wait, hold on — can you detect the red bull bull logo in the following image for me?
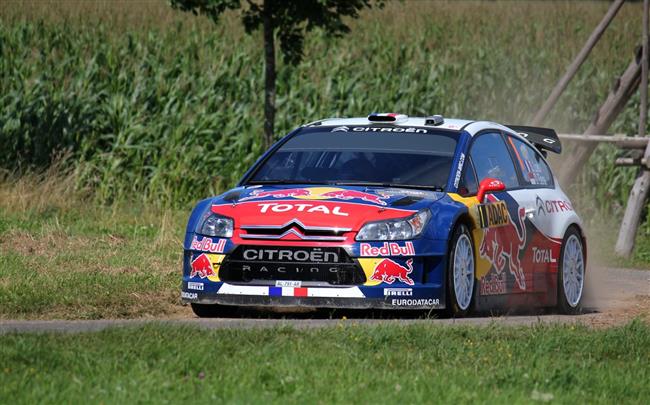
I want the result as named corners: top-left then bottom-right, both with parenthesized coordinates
top-left (190, 253), bottom-right (216, 279)
top-left (319, 189), bottom-right (387, 206)
top-left (241, 188), bottom-right (312, 201)
top-left (479, 206), bottom-right (527, 291)
top-left (370, 258), bottom-right (414, 285)
top-left (240, 187), bottom-right (388, 206)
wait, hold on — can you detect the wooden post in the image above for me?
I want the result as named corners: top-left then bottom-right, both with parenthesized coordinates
top-left (615, 0), bottom-right (650, 258)
top-left (558, 134), bottom-right (649, 149)
top-left (531, 0), bottom-right (625, 126)
top-left (641, 0), bottom-right (649, 137)
top-left (558, 46), bottom-right (644, 186)
top-left (615, 172), bottom-right (650, 257)
top-left (614, 157), bottom-right (650, 167)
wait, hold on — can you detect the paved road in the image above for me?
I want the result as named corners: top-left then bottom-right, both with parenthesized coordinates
top-left (1, 267), bottom-right (648, 334)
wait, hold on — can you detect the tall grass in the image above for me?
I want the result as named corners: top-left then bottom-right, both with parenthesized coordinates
top-left (0, 0), bottom-right (644, 211)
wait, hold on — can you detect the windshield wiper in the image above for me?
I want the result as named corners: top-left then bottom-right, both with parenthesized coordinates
top-left (247, 180), bottom-right (444, 192)
top-left (246, 180), bottom-right (333, 186)
top-left (333, 182), bottom-right (444, 192)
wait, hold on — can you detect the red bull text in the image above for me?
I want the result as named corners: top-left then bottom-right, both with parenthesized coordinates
top-left (191, 236), bottom-right (225, 253)
top-left (360, 242), bottom-right (415, 256)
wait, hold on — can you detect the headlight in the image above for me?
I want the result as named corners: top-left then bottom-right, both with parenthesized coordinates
top-left (356, 209), bottom-right (431, 241)
top-left (198, 213), bottom-right (233, 237)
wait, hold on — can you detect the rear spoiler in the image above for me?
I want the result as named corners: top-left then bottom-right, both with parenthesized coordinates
top-left (506, 125), bottom-right (562, 154)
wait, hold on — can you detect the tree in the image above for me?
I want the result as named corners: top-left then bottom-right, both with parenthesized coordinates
top-left (170, 0), bottom-right (381, 148)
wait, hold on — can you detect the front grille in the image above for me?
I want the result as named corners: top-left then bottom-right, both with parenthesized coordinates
top-left (240, 220), bottom-right (350, 241)
top-left (220, 245), bottom-right (366, 285)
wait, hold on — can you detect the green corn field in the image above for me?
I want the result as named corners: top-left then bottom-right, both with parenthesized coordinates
top-left (0, 0), bottom-right (645, 224)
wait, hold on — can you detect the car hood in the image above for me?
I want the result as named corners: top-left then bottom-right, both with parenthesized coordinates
top-left (209, 185), bottom-right (445, 231)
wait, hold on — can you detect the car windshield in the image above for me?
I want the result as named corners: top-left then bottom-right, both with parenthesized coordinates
top-left (247, 127), bottom-right (458, 190)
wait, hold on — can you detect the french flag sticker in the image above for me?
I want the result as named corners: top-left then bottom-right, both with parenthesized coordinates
top-left (269, 287), bottom-right (308, 297)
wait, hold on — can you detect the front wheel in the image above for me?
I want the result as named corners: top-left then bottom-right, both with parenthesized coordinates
top-left (446, 224), bottom-right (476, 317)
top-left (557, 227), bottom-right (586, 315)
top-left (191, 303), bottom-right (238, 318)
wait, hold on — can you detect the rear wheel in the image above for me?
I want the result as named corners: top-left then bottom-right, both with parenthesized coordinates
top-left (446, 224), bottom-right (476, 317)
top-left (557, 227), bottom-right (585, 315)
top-left (191, 303), bottom-right (238, 318)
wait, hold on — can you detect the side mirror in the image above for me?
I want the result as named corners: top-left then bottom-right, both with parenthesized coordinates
top-left (477, 178), bottom-right (506, 203)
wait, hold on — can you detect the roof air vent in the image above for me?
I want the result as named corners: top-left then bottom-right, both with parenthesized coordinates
top-left (425, 115), bottom-right (444, 126)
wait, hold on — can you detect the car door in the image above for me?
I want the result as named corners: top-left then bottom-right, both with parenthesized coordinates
top-left (467, 131), bottom-right (529, 297)
top-left (503, 133), bottom-right (562, 300)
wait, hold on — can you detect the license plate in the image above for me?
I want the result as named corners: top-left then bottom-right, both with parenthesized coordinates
top-left (275, 280), bottom-right (302, 288)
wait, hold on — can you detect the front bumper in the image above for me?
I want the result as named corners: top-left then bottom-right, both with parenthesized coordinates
top-left (181, 281), bottom-right (445, 309)
top-left (181, 235), bottom-right (448, 310)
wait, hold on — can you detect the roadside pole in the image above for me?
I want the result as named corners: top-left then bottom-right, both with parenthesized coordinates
top-left (615, 0), bottom-right (650, 257)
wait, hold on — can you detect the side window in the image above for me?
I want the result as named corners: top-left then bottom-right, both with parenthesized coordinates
top-left (469, 132), bottom-right (520, 188)
top-left (507, 136), bottom-right (554, 187)
top-left (458, 157), bottom-right (478, 197)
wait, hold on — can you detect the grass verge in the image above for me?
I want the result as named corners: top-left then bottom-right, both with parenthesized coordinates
top-left (0, 170), bottom-right (185, 319)
top-left (1, 321), bottom-right (649, 403)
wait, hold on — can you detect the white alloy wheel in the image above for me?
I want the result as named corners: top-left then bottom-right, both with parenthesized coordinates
top-left (562, 234), bottom-right (585, 307)
top-left (453, 233), bottom-right (475, 311)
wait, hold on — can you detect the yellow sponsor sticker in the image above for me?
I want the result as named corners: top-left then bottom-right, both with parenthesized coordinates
top-left (206, 254), bottom-right (225, 282)
top-left (477, 200), bottom-right (509, 228)
top-left (357, 258), bottom-right (385, 286)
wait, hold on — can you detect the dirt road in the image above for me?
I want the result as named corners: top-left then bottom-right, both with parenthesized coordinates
top-left (1, 267), bottom-right (647, 334)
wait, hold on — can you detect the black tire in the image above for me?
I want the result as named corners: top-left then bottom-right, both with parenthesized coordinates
top-left (191, 303), bottom-right (238, 318)
top-left (445, 224), bottom-right (476, 317)
top-left (557, 226), bottom-right (586, 315)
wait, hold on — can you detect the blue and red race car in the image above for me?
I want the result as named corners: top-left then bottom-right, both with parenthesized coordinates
top-left (182, 113), bottom-right (586, 317)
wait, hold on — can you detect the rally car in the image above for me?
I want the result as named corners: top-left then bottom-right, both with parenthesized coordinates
top-left (182, 113), bottom-right (586, 317)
